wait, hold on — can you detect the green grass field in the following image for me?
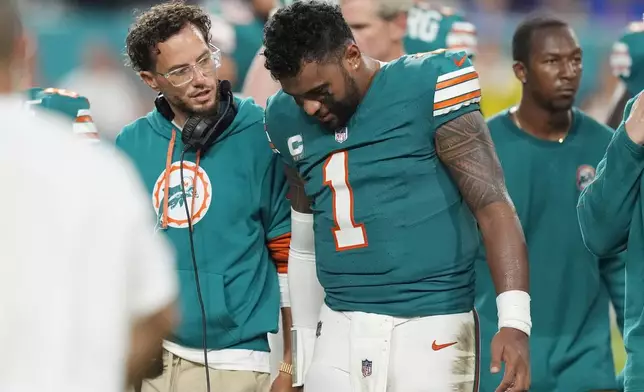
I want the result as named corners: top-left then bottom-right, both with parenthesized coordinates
top-left (612, 324), bottom-right (626, 373)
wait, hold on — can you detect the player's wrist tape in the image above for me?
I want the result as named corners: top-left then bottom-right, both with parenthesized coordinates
top-left (278, 273), bottom-right (290, 308)
top-left (291, 327), bottom-right (317, 387)
top-left (496, 290), bottom-right (532, 336)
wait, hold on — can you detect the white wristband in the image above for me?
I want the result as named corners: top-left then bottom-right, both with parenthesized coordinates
top-left (496, 290), bottom-right (532, 336)
top-left (278, 273), bottom-right (290, 308)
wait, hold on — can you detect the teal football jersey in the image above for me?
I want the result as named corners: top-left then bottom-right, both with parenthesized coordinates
top-left (265, 50), bottom-right (482, 317)
top-left (25, 87), bottom-right (99, 140)
top-left (611, 21), bottom-right (644, 96)
top-left (405, 3), bottom-right (476, 56)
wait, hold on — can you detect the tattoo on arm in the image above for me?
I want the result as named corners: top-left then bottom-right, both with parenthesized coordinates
top-left (435, 111), bottom-right (510, 212)
top-left (284, 164), bottom-right (312, 213)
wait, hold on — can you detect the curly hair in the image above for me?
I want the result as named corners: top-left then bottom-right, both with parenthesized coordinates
top-left (512, 15), bottom-right (568, 65)
top-left (263, 1), bottom-right (354, 80)
top-left (125, 1), bottom-right (211, 72)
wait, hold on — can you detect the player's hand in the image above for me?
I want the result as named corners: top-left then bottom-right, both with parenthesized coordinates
top-left (270, 372), bottom-right (302, 392)
top-left (490, 327), bottom-right (530, 392)
top-left (625, 94), bottom-right (644, 144)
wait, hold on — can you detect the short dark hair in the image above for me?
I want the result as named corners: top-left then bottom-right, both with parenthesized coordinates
top-left (263, 1), bottom-right (354, 80)
top-left (0, 0), bottom-right (22, 63)
top-left (512, 15), bottom-right (568, 64)
top-left (125, 1), bottom-right (211, 72)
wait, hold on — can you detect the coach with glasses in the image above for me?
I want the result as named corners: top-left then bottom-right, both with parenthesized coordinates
top-left (116, 2), bottom-right (298, 392)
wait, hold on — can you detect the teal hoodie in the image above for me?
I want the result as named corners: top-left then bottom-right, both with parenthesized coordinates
top-left (116, 97), bottom-right (290, 352)
top-left (578, 92), bottom-right (644, 391)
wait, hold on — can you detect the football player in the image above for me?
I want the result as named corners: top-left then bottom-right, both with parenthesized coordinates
top-left (264, 3), bottom-right (530, 391)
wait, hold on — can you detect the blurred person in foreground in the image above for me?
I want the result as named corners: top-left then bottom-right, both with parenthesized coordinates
top-left (604, 18), bottom-right (644, 128)
top-left (474, 16), bottom-right (625, 392)
top-left (0, 1), bottom-right (179, 391)
top-left (263, 2), bottom-right (530, 391)
top-left (242, 0), bottom-right (476, 107)
top-left (577, 80), bottom-right (644, 391)
top-left (120, 2), bottom-right (296, 391)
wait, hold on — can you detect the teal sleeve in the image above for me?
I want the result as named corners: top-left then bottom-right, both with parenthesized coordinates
top-left (260, 152), bottom-right (291, 240)
top-left (114, 126), bottom-right (137, 157)
top-left (264, 94), bottom-right (297, 168)
top-left (578, 96), bottom-right (644, 256)
top-left (422, 50), bottom-right (482, 129)
top-left (600, 253), bottom-right (626, 333)
top-left (114, 130), bottom-right (128, 152)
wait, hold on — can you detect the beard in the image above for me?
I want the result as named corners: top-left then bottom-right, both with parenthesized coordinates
top-left (165, 83), bottom-right (220, 119)
top-left (322, 68), bottom-right (362, 131)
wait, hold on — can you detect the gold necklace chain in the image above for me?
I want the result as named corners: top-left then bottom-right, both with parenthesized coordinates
top-left (511, 107), bottom-right (567, 144)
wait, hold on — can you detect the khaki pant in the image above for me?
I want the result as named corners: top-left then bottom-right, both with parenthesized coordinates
top-left (139, 351), bottom-right (270, 392)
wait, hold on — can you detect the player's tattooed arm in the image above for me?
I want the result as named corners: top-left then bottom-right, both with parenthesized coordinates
top-left (435, 111), bottom-right (529, 293)
top-left (284, 164), bottom-right (312, 213)
top-left (435, 111), bottom-right (507, 210)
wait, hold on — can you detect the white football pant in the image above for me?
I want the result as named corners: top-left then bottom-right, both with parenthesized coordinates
top-left (304, 304), bottom-right (480, 392)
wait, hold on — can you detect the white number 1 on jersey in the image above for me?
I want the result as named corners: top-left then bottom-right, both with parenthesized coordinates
top-left (323, 151), bottom-right (368, 251)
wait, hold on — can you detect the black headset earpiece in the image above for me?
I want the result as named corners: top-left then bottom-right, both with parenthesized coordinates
top-left (155, 93), bottom-right (175, 121)
top-left (181, 80), bottom-right (237, 153)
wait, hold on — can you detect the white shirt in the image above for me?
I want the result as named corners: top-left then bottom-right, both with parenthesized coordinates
top-left (0, 96), bottom-right (178, 392)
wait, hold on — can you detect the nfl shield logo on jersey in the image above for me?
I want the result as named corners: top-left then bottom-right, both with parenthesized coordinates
top-left (361, 359), bottom-right (372, 378)
top-left (335, 127), bottom-right (348, 143)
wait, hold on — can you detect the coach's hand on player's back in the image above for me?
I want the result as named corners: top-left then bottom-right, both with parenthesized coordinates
top-left (490, 327), bottom-right (530, 392)
top-left (625, 94), bottom-right (644, 145)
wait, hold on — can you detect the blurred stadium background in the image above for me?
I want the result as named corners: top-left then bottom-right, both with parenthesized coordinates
top-left (21, 0), bottom-right (639, 372)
